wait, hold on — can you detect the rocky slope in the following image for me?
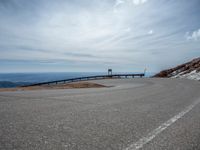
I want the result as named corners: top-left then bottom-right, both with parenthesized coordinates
top-left (154, 57), bottom-right (200, 81)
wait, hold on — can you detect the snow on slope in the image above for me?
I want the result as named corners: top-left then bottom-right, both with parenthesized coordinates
top-left (172, 70), bottom-right (200, 80)
top-left (154, 57), bottom-right (200, 81)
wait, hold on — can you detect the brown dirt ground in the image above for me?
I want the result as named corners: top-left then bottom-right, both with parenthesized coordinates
top-left (0, 82), bottom-right (106, 92)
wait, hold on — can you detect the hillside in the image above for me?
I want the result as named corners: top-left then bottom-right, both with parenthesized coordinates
top-left (154, 57), bottom-right (200, 81)
top-left (0, 81), bottom-right (31, 88)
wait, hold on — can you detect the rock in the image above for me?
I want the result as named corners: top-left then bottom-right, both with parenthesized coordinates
top-left (154, 57), bottom-right (200, 81)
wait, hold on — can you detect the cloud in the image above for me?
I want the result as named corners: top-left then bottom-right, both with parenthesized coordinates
top-left (114, 0), bottom-right (125, 7)
top-left (124, 28), bottom-right (131, 32)
top-left (0, 0), bottom-right (200, 72)
top-left (185, 29), bottom-right (200, 41)
top-left (114, 0), bottom-right (147, 9)
top-left (148, 30), bottom-right (154, 35)
top-left (133, 0), bottom-right (148, 5)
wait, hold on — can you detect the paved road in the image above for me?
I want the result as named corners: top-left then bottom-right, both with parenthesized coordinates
top-left (0, 78), bottom-right (200, 150)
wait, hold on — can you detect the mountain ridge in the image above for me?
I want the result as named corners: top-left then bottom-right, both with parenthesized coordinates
top-left (154, 57), bottom-right (200, 81)
top-left (0, 81), bottom-right (31, 88)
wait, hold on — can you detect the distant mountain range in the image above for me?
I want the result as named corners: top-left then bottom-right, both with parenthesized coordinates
top-left (154, 57), bottom-right (200, 81)
top-left (0, 81), bottom-right (31, 88)
top-left (0, 72), bottom-right (100, 88)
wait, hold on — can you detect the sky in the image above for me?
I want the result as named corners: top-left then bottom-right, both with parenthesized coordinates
top-left (0, 0), bottom-right (200, 73)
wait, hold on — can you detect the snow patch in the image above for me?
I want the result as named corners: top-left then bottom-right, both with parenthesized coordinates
top-left (172, 70), bottom-right (200, 81)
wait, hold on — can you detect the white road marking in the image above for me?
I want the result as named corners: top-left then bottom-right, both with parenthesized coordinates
top-left (125, 99), bottom-right (200, 150)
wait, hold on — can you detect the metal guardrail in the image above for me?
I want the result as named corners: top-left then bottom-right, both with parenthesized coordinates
top-left (21, 73), bottom-right (145, 87)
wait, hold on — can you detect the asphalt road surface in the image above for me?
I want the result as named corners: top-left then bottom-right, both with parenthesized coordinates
top-left (0, 78), bottom-right (200, 150)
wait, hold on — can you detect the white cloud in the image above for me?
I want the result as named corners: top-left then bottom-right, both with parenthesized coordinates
top-left (124, 28), bottom-right (131, 32)
top-left (185, 29), bottom-right (200, 41)
top-left (148, 30), bottom-right (154, 35)
top-left (0, 0), bottom-right (199, 72)
top-left (113, 0), bottom-right (147, 13)
top-left (114, 0), bottom-right (125, 7)
top-left (114, 0), bottom-right (148, 8)
top-left (133, 0), bottom-right (148, 5)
